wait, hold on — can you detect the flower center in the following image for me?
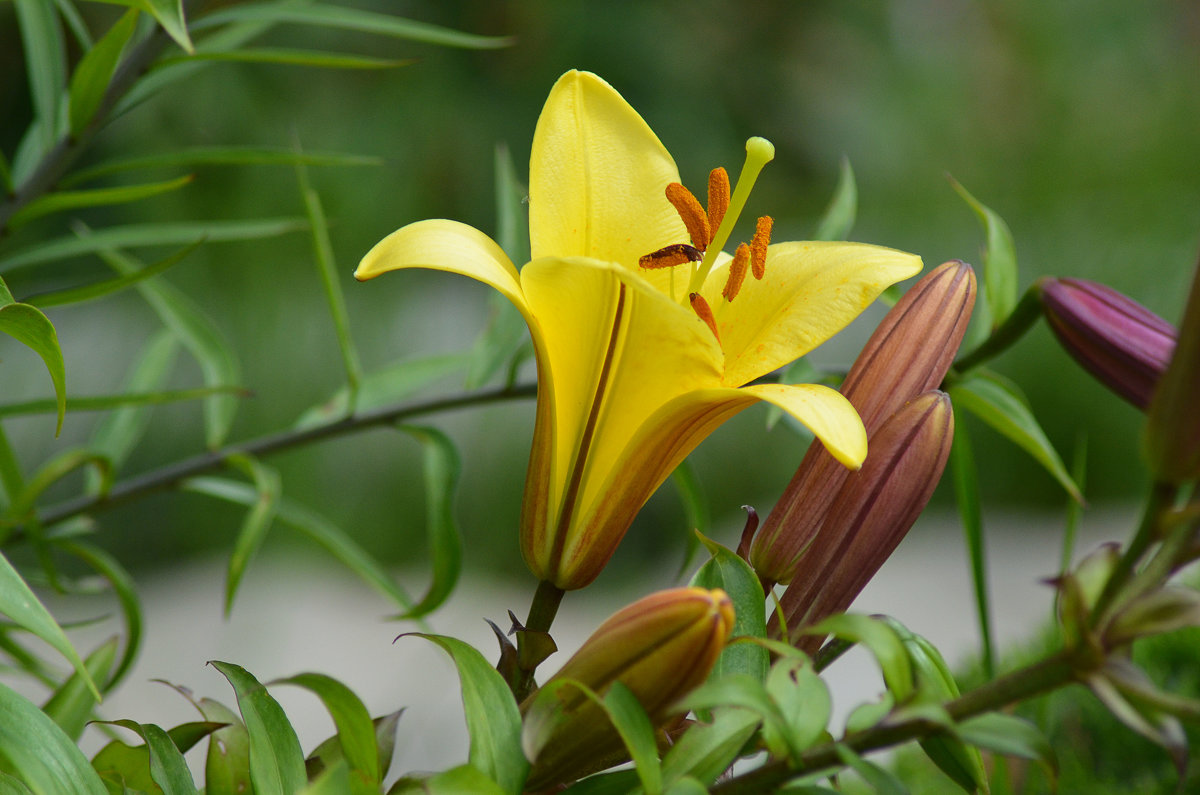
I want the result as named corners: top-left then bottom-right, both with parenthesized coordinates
top-left (638, 137), bottom-right (776, 339)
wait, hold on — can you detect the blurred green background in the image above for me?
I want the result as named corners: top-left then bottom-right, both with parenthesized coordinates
top-left (1, 0), bottom-right (1198, 583)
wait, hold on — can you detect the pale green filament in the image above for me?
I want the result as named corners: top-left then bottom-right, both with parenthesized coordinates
top-left (688, 136), bottom-right (775, 295)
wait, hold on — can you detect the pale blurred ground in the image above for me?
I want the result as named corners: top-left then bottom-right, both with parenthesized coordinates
top-left (18, 507), bottom-right (1132, 781)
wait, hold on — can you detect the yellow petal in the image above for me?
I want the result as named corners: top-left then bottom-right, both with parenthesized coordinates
top-left (355, 219), bottom-right (527, 312)
top-left (702, 241), bottom-right (922, 386)
top-left (528, 71), bottom-right (687, 292)
top-left (518, 257), bottom-right (722, 580)
top-left (555, 381), bottom-right (864, 588)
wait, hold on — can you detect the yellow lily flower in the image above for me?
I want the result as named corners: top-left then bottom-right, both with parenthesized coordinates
top-left (356, 70), bottom-right (921, 590)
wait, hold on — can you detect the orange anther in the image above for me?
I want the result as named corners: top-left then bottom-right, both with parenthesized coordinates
top-left (666, 183), bottom-right (711, 252)
top-left (751, 216), bottom-right (772, 280)
top-left (722, 244), bottom-right (750, 302)
top-left (639, 243), bottom-right (702, 270)
top-left (690, 293), bottom-right (721, 342)
top-left (707, 168), bottom-right (730, 235)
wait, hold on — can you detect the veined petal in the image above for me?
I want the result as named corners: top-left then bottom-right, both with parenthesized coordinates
top-left (529, 70), bottom-right (687, 287)
top-left (355, 219), bottom-right (527, 312)
top-left (702, 241), bottom-right (922, 386)
top-left (555, 381), bottom-right (865, 588)
top-left (518, 257), bottom-right (722, 581)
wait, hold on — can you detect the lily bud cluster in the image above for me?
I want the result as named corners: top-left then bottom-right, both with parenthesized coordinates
top-left (747, 261), bottom-right (976, 646)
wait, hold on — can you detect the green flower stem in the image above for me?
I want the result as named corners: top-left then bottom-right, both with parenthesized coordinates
top-left (1091, 480), bottom-right (1177, 626)
top-left (711, 650), bottom-right (1078, 794)
top-left (2, 382), bottom-right (537, 545)
top-left (950, 280), bottom-right (1046, 376)
top-left (513, 579), bottom-right (566, 701)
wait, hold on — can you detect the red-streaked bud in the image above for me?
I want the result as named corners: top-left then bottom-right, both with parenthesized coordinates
top-left (521, 587), bottom-right (734, 790)
top-left (750, 261), bottom-right (975, 585)
top-left (1040, 277), bottom-right (1176, 410)
top-left (1145, 259), bottom-right (1200, 484)
top-left (773, 391), bottom-right (954, 651)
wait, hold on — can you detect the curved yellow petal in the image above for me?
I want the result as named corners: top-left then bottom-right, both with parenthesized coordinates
top-left (518, 256), bottom-right (722, 581)
top-left (739, 383), bottom-right (867, 468)
top-left (702, 241), bottom-right (922, 386)
top-left (355, 219), bottom-right (526, 312)
top-left (528, 71), bottom-right (688, 288)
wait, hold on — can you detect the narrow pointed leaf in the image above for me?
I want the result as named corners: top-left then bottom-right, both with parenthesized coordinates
top-left (660, 708), bottom-right (760, 788)
top-left (196, 698), bottom-right (251, 795)
top-left (7, 175), bottom-right (195, 231)
top-left (833, 744), bottom-right (909, 795)
top-left (91, 721), bottom-right (221, 792)
top-left (395, 426), bottom-right (462, 619)
top-left (0, 277), bottom-right (66, 435)
top-left (95, 721), bottom-right (198, 795)
top-left (954, 712), bottom-right (1056, 770)
top-left (209, 661), bottom-right (307, 795)
top-left (690, 534), bottom-right (767, 681)
top-left (65, 146), bottom-right (378, 187)
top-left (679, 675), bottom-right (794, 761)
top-left (0, 551), bottom-right (100, 701)
top-left (9, 450), bottom-right (112, 520)
top-left (808, 614), bottom-right (913, 702)
top-left (390, 765), bottom-right (507, 794)
top-left (0, 681), bottom-right (106, 794)
top-left (669, 461), bottom-right (707, 579)
top-left (601, 682), bottom-right (663, 795)
top-left (68, 9), bottom-right (138, 136)
top-left (41, 637), bottom-right (118, 741)
top-left (950, 177), bottom-right (1018, 327)
top-left (273, 672), bottom-right (378, 790)
top-left (161, 48), bottom-right (411, 69)
top-left (14, 0), bottom-right (67, 153)
top-left (222, 454), bottom-right (282, 616)
top-left (89, 0), bottom-right (194, 52)
top-left (24, 239), bottom-right (203, 309)
top-left (948, 419), bottom-right (994, 679)
top-left (949, 370), bottom-right (1081, 502)
top-left (404, 634), bottom-right (526, 792)
top-left (765, 657), bottom-right (831, 755)
top-left (813, 157), bottom-right (857, 242)
top-left (0, 386), bottom-right (244, 420)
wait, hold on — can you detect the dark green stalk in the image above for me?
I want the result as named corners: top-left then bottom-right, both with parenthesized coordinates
top-left (1091, 480), bottom-right (1177, 625)
top-left (950, 281), bottom-right (1045, 376)
top-left (513, 579), bottom-right (566, 702)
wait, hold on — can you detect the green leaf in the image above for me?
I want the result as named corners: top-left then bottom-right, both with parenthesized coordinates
top-left (949, 177), bottom-right (1018, 329)
top-left (209, 661), bottom-right (307, 795)
top-left (24, 238), bottom-right (203, 309)
top-left (0, 770), bottom-right (35, 794)
top-left (0, 151), bottom-right (13, 194)
top-left (300, 759), bottom-right (350, 795)
top-left (0, 218), bottom-right (306, 272)
top-left (13, 0), bottom-right (67, 155)
top-left (87, 0), bottom-right (194, 53)
top-left (195, 698), bottom-right (251, 795)
top-left (7, 175), bottom-right (195, 231)
top-left (949, 370), bottom-right (1081, 502)
top-left (221, 454), bottom-right (281, 616)
top-left (64, 146), bottom-right (379, 187)
top-left (273, 673), bottom-right (378, 791)
top-left (8, 449), bottom-right (113, 520)
top-left (765, 657), bottom-right (831, 755)
top-left (0, 276), bottom-right (67, 435)
top-left (813, 157), bottom-right (857, 241)
top-left (660, 708), bottom-right (760, 788)
top-left (0, 386), bottom-right (245, 420)
top-left (182, 475), bottom-right (414, 612)
top-left (0, 424), bottom-right (23, 513)
top-left (95, 721), bottom-right (198, 795)
top-left (948, 419), bottom-right (994, 679)
top-left (190, 3), bottom-right (515, 49)
top-left (602, 682), bottom-right (662, 795)
top-left (67, 9), bottom-right (138, 136)
top-left (404, 634), bottom-right (526, 793)
top-left (93, 242), bottom-right (241, 448)
top-left (678, 675), bottom-right (795, 761)
top-left (91, 721), bottom-right (221, 793)
top-left (51, 0), bottom-right (93, 50)
top-left (669, 461), bottom-right (708, 580)
top-left (955, 712), bottom-right (1055, 774)
top-left (0, 681), bottom-right (107, 794)
top-left (689, 534), bottom-right (768, 682)
top-left (160, 48), bottom-right (411, 69)
top-left (833, 744), bottom-right (909, 795)
top-left (40, 637), bottom-right (118, 741)
top-left (807, 614), bottom-right (912, 702)
top-left (306, 711), bottom-right (403, 784)
top-left (294, 352), bottom-right (469, 429)
top-left (0, 550), bottom-right (100, 701)
top-left (389, 764), bottom-right (507, 794)
top-left (395, 426), bottom-right (462, 619)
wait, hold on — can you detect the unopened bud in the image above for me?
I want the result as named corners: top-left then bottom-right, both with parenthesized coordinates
top-left (1040, 277), bottom-right (1175, 410)
top-left (1145, 259), bottom-right (1200, 484)
top-left (521, 587), bottom-right (734, 790)
top-left (751, 262), bottom-right (975, 585)
top-left (775, 391), bottom-right (954, 650)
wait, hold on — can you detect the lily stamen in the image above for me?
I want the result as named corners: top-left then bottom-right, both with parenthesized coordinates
top-left (665, 183), bottom-right (711, 251)
top-left (723, 244), bottom-right (750, 302)
top-left (751, 216), bottom-right (773, 280)
top-left (639, 243), bottom-right (703, 270)
top-left (707, 168), bottom-right (730, 234)
top-left (689, 292), bottom-right (720, 342)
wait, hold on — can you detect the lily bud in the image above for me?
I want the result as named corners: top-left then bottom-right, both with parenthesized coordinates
top-left (750, 261), bottom-right (975, 585)
top-left (774, 391), bottom-right (954, 651)
top-left (1145, 259), bottom-right (1200, 484)
top-left (521, 587), bottom-right (734, 790)
top-left (1040, 277), bottom-right (1176, 410)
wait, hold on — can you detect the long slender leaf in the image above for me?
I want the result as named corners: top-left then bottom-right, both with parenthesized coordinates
top-left (0, 218), bottom-right (306, 272)
top-left (160, 48), bottom-right (411, 69)
top-left (0, 386), bottom-right (242, 420)
top-left (210, 661), bottom-right (307, 795)
top-left (0, 551), bottom-right (100, 700)
top-left (24, 238), bottom-right (203, 309)
top-left (807, 614), bottom-right (913, 702)
top-left (813, 157), bottom-right (857, 241)
top-left (90, 720), bottom-right (220, 791)
top-left (690, 534), bottom-right (767, 682)
top-left (950, 177), bottom-right (1019, 329)
top-left (660, 708), bottom-right (760, 788)
top-left (221, 454), bottom-right (282, 616)
top-left (95, 720), bottom-right (199, 795)
top-left (405, 634), bottom-right (527, 792)
top-left (182, 476), bottom-right (414, 613)
top-left (273, 673), bottom-right (378, 791)
top-left (40, 637), bottom-right (118, 741)
top-left (8, 175), bottom-right (195, 231)
top-left (948, 418), bottom-right (994, 679)
top-left (14, 0), bottom-right (67, 154)
top-left (51, 0), bottom-right (93, 50)
top-left (68, 9), bottom-right (139, 136)
top-left (0, 424), bottom-right (24, 518)
top-left (0, 151), bottom-right (13, 194)
top-left (0, 681), bottom-right (107, 794)
top-left (190, 3), bottom-right (515, 49)
top-left (65, 146), bottom-right (379, 187)
top-left (396, 426), bottom-right (461, 619)
top-left (0, 277), bottom-right (67, 435)
top-left (87, 0), bottom-right (194, 53)
top-left (8, 450), bottom-right (112, 520)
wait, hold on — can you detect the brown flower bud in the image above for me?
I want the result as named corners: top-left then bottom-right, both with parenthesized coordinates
top-left (750, 261), bottom-right (975, 585)
top-left (521, 587), bottom-right (734, 790)
top-left (774, 391), bottom-right (955, 651)
top-left (1145, 259), bottom-right (1200, 484)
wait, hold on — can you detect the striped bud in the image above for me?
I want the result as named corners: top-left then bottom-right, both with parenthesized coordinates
top-left (1040, 277), bottom-right (1176, 410)
top-left (750, 261), bottom-right (975, 586)
top-left (774, 391), bottom-right (954, 651)
top-left (521, 587), bottom-right (734, 790)
top-left (1145, 259), bottom-right (1200, 484)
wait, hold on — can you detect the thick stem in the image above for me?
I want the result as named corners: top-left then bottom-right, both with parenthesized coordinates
top-left (514, 579), bottom-right (566, 701)
top-left (950, 281), bottom-right (1045, 376)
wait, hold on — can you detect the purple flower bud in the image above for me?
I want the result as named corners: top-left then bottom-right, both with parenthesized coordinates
top-left (1040, 277), bottom-right (1176, 410)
